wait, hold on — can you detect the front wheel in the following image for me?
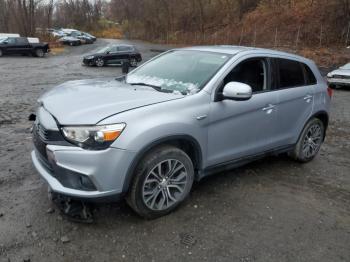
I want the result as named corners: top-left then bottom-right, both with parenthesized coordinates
top-left (127, 145), bottom-right (194, 219)
top-left (290, 118), bottom-right (325, 162)
top-left (95, 58), bottom-right (105, 67)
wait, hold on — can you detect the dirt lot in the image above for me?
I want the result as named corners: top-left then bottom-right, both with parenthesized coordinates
top-left (0, 39), bottom-right (349, 262)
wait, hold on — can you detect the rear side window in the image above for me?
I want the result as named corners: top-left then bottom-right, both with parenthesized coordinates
top-left (118, 46), bottom-right (133, 52)
top-left (301, 63), bottom-right (317, 85)
top-left (276, 58), bottom-right (305, 88)
top-left (16, 37), bottom-right (28, 44)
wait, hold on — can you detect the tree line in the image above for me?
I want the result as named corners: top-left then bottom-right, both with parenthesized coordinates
top-left (0, 0), bottom-right (349, 47)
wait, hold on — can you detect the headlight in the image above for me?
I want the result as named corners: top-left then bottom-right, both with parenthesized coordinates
top-left (327, 73), bottom-right (333, 78)
top-left (85, 55), bottom-right (95, 59)
top-left (61, 123), bottom-right (126, 150)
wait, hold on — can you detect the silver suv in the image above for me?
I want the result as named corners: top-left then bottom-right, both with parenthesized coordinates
top-left (32, 46), bottom-right (332, 218)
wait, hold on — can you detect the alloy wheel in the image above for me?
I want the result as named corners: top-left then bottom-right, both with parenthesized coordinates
top-left (95, 58), bottom-right (104, 67)
top-left (302, 123), bottom-right (323, 158)
top-left (142, 159), bottom-right (188, 211)
top-left (36, 49), bottom-right (44, 57)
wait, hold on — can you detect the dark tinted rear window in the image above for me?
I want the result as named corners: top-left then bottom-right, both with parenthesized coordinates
top-left (302, 63), bottom-right (317, 85)
top-left (277, 58), bottom-right (305, 88)
top-left (118, 46), bottom-right (133, 51)
top-left (16, 37), bottom-right (28, 44)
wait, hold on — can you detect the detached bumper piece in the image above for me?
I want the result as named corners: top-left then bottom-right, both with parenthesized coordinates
top-left (50, 191), bottom-right (94, 224)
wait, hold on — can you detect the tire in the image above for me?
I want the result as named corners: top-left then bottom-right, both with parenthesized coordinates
top-left (95, 58), bottom-right (105, 67)
top-left (0, 49), bottom-right (3, 57)
top-left (290, 118), bottom-right (325, 163)
top-left (127, 145), bottom-right (194, 219)
top-left (35, 49), bottom-right (45, 58)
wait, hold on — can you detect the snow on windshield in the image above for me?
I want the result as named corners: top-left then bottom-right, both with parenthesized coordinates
top-left (127, 74), bottom-right (200, 95)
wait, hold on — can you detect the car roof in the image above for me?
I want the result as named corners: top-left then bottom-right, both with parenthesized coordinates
top-left (179, 45), bottom-right (311, 62)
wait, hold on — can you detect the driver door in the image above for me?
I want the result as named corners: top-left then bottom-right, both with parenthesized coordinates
top-left (207, 57), bottom-right (279, 167)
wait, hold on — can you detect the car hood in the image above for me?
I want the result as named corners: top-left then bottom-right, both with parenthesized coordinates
top-left (40, 78), bottom-right (183, 125)
top-left (84, 52), bottom-right (104, 58)
top-left (330, 69), bottom-right (350, 76)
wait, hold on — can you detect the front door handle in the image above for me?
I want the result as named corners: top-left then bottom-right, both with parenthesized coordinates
top-left (262, 104), bottom-right (276, 114)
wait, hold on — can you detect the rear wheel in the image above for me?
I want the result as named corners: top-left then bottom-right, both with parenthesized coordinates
top-left (95, 58), bottom-right (105, 67)
top-left (290, 118), bottom-right (325, 162)
top-left (127, 145), bottom-right (194, 219)
top-left (35, 49), bottom-right (45, 58)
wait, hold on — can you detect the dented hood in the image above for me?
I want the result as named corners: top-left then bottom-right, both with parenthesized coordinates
top-left (40, 78), bottom-right (183, 125)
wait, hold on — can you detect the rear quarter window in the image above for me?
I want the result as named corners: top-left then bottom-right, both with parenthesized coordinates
top-left (301, 63), bottom-right (317, 85)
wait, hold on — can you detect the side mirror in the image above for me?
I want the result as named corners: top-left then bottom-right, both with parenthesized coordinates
top-left (221, 82), bottom-right (252, 101)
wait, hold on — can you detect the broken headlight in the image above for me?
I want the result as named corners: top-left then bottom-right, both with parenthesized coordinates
top-left (61, 123), bottom-right (126, 150)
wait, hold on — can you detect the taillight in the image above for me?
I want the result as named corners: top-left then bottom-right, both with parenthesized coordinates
top-left (327, 87), bottom-right (333, 98)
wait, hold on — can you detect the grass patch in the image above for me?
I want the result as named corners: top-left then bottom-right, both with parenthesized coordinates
top-left (50, 47), bottom-right (65, 55)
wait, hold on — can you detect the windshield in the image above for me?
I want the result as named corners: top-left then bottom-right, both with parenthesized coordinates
top-left (126, 50), bottom-right (231, 95)
top-left (0, 37), bottom-right (8, 43)
top-left (341, 63), bottom-right (350, 70)
top-left (98, 46), bottom-right (113, 53)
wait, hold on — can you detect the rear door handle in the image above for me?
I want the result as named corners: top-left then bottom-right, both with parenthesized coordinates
top-left (303, 95), bottom-right (313, 102)
top-left (262, 104), bottom-right (276, 114)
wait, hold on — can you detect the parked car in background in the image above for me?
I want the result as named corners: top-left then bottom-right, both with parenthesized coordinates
top-left (0, 37), bottom-right (49, 57)
top-left (69, 31), bottom-right (94, 44)
top-left (50, 29), bottom-right (66, 38)
top-left (32, 46), bottom-right (331, 219)
top-left (83, 44), bottom-right (142, 67)
top-left (58, 36), bottom-right (81, 46)
top-left (82, 32), bottom-right (97, 42)
top-left (327, 63), bottom-right (350, 88)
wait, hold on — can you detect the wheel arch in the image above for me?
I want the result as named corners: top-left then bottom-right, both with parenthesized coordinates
top-left (122, 135), bottom-right (203, 194)
top-left (311, 110), bottom-right (329, 140)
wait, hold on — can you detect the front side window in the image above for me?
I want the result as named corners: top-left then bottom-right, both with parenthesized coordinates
top-left (277, 58), bottom-right (305, 88)
top-left (7, 38), bottom-right (16, 44)
top-left (98, 45), bottom-right (117, 53)
top-left (223, 58), bottom-right (267, 93)
top-left (126, 50), bottom-right (232, 95)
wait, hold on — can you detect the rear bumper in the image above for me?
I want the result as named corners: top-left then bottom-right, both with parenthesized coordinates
top-left (31, 145), bottom-right (136, 200)
top-left (327, 78), bottom-right (350, 86)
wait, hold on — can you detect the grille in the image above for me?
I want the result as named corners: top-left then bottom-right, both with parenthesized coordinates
top-left (33, 121), bottom-right (72, 162)
top-left (37, 123), bottom-right (49, 140)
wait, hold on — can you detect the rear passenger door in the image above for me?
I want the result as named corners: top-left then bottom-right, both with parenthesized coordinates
top-left (272, 58), bottom-right (316, 146)
top-left (116, 46), bottom-right (132, 62)
top-left (14, 37), bottom-right (31, 54)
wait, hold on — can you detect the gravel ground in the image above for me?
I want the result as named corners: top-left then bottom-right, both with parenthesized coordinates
top-left (0, 39), bottom-right (349, 262)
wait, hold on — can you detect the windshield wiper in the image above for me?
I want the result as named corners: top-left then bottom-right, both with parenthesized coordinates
top-left (128, 82), bottom-right (163, 92)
